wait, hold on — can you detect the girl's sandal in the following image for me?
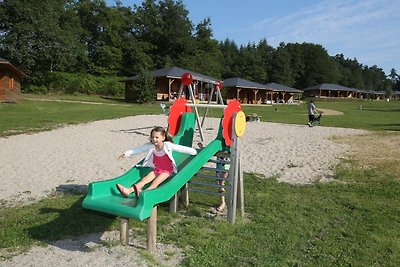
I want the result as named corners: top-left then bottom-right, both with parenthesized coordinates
top-left (133, 184), bottom-right (140, 199)
top-left (116, 184), bottom-right (129, 198)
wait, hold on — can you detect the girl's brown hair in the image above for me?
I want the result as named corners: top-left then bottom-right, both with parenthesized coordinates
top-left (149, 126), bottom-right (173, 143)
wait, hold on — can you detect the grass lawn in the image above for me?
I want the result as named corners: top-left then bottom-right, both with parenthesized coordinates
top-left (1, 94), bottom-right (400, 265)
top-left (240, 99), bottom-right (400, 131)
top-left (0, 94), bottom-right (162, 136)
top-left (2, 95), bottom-right (399, 137)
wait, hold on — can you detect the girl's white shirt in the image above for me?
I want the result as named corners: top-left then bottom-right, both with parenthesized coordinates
top-left (124, 141), bottom-right (197, 173)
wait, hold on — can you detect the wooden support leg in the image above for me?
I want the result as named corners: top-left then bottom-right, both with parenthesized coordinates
top-left (120, 217), bottom-right (129, 245)
top-left (169, 193), bottom-right (178, 213)
top-left (147, 206), bottom-right (157, 253)
top-left (182, 183), bottom-right (189, 207)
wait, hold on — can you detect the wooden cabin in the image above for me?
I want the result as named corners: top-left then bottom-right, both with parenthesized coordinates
top-left (223, 77), bottom-right (271, 104)
top-left (264, 82), bottom-right (302, 104)
top-left (223, 78), bottom-right (302, 104)
top-left (392, 91), bottom-right (400, 100)
top-left (123, 66), bottom-right (219, 102)
top-left (303, 83), bottom-right (389, 100)
top-left (0, 58), bottom-right (27, 103)
top-left (303, 83), bottom-right (354, 98)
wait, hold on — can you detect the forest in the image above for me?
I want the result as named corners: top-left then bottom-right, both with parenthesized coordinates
top-left (1, 0), bottom-right (399, 96)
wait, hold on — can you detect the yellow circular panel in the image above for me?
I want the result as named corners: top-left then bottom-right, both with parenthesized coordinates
top-left (234, 111), bottom-right (246, 137)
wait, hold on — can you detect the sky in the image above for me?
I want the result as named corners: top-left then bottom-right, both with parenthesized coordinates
top-left (106, 0), bottom-right (400, 75)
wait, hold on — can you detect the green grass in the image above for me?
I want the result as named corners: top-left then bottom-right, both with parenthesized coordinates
top-left (0, 95), bottom-right (163, 136)
top-left (1, 168), bottom-right (399, 265)
top-left (0, 194), bottom-right (175, 255)
top-left (240, 99), bottom-right (400, 131)
top-left (22, 93), bottom-right (127, 104)
top-left (0, 195), bottom-right (118, 249)
top-left (1, 95), bottom-right (399, 136)
top-left (170, 169), bottom-right (400, 266)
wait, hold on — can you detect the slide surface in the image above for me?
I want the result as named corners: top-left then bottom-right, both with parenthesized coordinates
top-left (82, 113), bottom-right (225, 221)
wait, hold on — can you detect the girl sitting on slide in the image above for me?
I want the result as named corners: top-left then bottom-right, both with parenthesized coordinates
top-left (116, 126), bottom-right (197, 198)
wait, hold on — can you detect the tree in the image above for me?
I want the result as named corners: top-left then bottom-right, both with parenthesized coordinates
top-left (388, 68), bottom-right (400, 91)
top-left (180, 17), bottom-right (222, 77)
top-left (284, 43), bottom-right (305, 86)
top-left (132, 0), bottom-right (193, 68)
top-left (0, 0), bottom-right (84, 75)
top-left (334, 54), bottom-right (365, 88)
top-left (1, 0), bottom-right (393, 95)
top-left (269, 43), bottom-right (295, 86)
top-left (236, 43), bottom-right (267, 83)
top-left (158, 0), bottom-right (193, 67)
top-left (295, 43), bottom-right (339, 88)
top-left (219, 39), bottom-right (240, 79)
top-left (75, 0), bottom-right (127, 75)
top-left (363, 65), bottom-right (389, 90)
top-left (256, 38), bottom-right (274, 83)
top-left (127, 68), bottom-right (156, 103)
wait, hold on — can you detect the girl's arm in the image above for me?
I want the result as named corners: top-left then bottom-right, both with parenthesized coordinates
top-left (123, 143), bottom-right (153, 157)
top-left (170, 143), bottom-right (197, 155)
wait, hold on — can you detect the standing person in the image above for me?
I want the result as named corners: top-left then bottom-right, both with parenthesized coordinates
top-left (216, 156), bottom-right (229, 211)
top-left (197, 143), bottom-right (229, 212)
top-left (116, 126), bottom-right (197, 198)
top-left (307, 100), bottom-right (319, 127)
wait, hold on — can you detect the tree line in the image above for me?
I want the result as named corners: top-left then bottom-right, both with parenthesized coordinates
top-left (1, 0), bottom-right (399, 96)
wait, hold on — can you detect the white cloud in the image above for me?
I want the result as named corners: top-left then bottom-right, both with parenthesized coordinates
top-left (247, 0), bottom-right (400, 72)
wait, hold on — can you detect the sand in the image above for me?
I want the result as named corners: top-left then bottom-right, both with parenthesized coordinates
top-left (0, 115), bottom-right (365, 266)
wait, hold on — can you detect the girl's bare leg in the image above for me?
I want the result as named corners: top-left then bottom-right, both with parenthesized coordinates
top-left (146, 172), bottom-right (171, 190)
top-left (134, 171), bottom-right (157, 195)
top-left (117, 171), bottom-right (156, 197)
top-left (217, 173), bottom-right (227, 211)
top-left (218, 196), bottom-right (226, 211)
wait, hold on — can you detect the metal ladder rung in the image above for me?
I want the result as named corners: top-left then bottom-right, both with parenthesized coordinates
top-left (201, 166), bottom-right (229, 172)
top-left (208, 158), bottom-right (231, 164)
top-left (188, 180), bottom-right (228, 189)
top-left (194, 173), bottom-right (231, 181)
top-left (186, 187), bottom-right (225, 196)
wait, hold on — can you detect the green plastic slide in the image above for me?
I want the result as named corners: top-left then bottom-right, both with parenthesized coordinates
top-left (82, 112), bottom-right (226, 221)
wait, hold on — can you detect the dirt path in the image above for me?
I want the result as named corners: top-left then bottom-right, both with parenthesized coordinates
top-left (318, 108), bottom-right (344, 115)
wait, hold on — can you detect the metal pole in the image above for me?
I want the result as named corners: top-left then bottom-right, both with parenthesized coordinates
top-left (188, 84), bottom-right (205, 142)
top-left (177, 83), bottom-right (184, 98)
top-left (217, 87), bottom-right (225, 104)
top-left (201, 85), bottom-right (215, 127)
top-left (168, 78), bottom-right (171, 101)
top-left (186, 103), bottom-right (227, 108)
